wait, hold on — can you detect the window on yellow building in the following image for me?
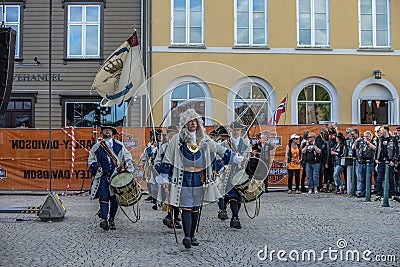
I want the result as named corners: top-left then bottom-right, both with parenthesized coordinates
top-left (359, 0), bottom-right (390, 48)
top-left (170, 83), bottom-right (206, 126)
top-left (297, 0), bottom-right (329, 47)
top-left (235, 0), bottom-right (268, 46)
top-left (171, 0), bottom-right (203, 45)
top-left (234, 84), bottom-right (270, 125)
top-left (297, 84), bottom-right (331, 124)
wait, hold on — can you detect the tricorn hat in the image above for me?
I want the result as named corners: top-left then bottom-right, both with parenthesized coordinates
top-left (230, 121), bottom-right (246, 129)
top-left (150, 129), bottom-right (164, 135)
top-left (209, 129), bottom-right (217, 135)
top-left (100, 125), bottom-right (119, 135)
top-left (216, 126), bottom-right (230, 136)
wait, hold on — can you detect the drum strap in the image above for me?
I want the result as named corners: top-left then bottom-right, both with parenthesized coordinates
top-left (227, 138), bottom-right (238, 154)
top-left (100, 141), bottom-right (122, 172)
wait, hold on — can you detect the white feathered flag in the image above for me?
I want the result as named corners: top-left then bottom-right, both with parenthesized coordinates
top-left (91, 31), bottom-right (147, 107)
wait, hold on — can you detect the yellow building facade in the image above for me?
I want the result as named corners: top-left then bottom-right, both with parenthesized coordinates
top-left (149, 0), bottom-right (400, 126)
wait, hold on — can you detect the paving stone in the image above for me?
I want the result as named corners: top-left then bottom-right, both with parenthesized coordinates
top-left (0, 192), bottom-right (399, 266)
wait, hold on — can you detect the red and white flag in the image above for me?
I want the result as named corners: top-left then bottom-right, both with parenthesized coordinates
top-left (92, 31), bottom-right (147, 107)
top-left (274, 96), bottom-right (287, 124)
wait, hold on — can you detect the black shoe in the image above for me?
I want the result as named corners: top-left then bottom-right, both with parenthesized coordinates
top-left (218, 210), bottom-right (228, 220)
top-left (166, 220), bottom-right (182, 229)
top-left (152, 205), bottom-right (158, 210)
top-left (144, 196), bottom-right (153, 201)
top-left (182, 237), bottom-right (191, 249)
top-left (356, 193), bottom-right (365, 198)
top-left (230, 217), bottom-right (242, 229)
top-left (162, 217), bottom-right (171, 227)
top-left (300, 187), bottom-right (307, 193)
top-left (174, 220), bottom-right (182, 229)
top-left (100, 219), bottom-right (109, 230)
top-left (191, 237), bottom-right (199, 246)
top-left (374, 195), bottom-right (382, 201)
top-left (109, 218), bottom-right (116, 230)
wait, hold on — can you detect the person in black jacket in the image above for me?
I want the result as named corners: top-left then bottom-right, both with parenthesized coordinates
top-left (331, 133), bottom-right (347, 194)
top-left (352, 130), bottom-right (376, 197)
top-left (301, 132), bottom-right (324, 194)
top-left (374, 125), bottom-right (399, 201)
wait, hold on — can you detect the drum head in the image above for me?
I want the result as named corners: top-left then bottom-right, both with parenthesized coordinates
top-left (249, 157), bottom-right (269, 181)
top-left (110, 172), bottom-right (134, 188)
top-left (231, 169), bottom-right (249, 187)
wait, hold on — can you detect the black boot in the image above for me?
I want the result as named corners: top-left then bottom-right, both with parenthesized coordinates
top-left (191, 237), bottom-right (199, 246)
top-left (109, 218), bottom-right (116, 230)
top-left (182, 237), bottom-right (191, 249)
top-left (218, 210), bottom-right (228, 220)
top-left (230, 217), bottom-right (242, 229)
top-left (162, 217), bottom-right (172, 227)
top-left (100, 219), bottom-right (109, 230)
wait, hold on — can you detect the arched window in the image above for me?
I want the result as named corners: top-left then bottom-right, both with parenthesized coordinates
top-left (297, 83), bottom-right (331, 124)
top-left (170, 82), bottom-right (206, 126)
top-left (234, 83), bottom-right (270, 125)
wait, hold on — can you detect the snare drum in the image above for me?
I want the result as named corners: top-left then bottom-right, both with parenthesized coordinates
top-left (245, 157), bottom-right (269, 181)
top-left (231, 169), bottom-right (251, 188)
top-left (110, 171), bottom-right (142, 206)
top-left (231, 169), bottom-right (264, 202)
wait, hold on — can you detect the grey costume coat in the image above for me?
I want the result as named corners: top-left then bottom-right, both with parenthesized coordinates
top-left (160, 134), bottom-right (230, 207)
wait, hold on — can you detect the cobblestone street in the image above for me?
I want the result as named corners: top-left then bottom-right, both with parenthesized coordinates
top-left (1, 191), bottom-right (399, 266)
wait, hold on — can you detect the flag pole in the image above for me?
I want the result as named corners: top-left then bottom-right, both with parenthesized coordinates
top-left (284, 94), bottom-right (288, 125)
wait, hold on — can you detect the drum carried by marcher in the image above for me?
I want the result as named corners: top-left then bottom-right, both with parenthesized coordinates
top-left (230, 156), bottom-right (268, 202)
top-left (110, 171), bottom-right (142, 206)
top-left (231, 169), bottom-right (264, 202)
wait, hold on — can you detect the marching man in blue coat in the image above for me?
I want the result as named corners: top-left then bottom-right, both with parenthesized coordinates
top-left (88, 125), bottom-right (134, 230)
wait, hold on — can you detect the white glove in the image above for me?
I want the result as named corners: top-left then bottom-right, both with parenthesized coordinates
top-left (155, 173), bottom-right (169, 184)
top-left (232, 154), bottom-right (244, 164)
top-left (125, 160), bottom-right (135, 173)
top-left (218, 166), bottom-right (225, 175)
top-left (95, 171), bottom-right (102, 179)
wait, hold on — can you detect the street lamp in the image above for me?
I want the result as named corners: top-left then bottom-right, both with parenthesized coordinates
top-left (373, 69), bottom-right (382, 79)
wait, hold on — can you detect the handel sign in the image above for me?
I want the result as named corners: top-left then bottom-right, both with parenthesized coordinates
top-left (14, 73), bottom-right (63, 82)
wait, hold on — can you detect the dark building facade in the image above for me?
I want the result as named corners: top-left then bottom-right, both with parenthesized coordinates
top-left (0, 0), bottom-right (146, 129)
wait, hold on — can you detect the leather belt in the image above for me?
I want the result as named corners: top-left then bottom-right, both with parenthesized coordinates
top-left (183, 167), bottom-right (204, 173)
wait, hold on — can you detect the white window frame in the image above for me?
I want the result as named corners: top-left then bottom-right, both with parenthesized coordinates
top-left (64, 101), bottom-right (128, 127)
top-left (291, 77), bottom-right (339, 124)
top-left (67, 4), bottom-right (101, 58)
top-left (163, 76), bottom-right (213, 126)
top-left (297, 0), bottom-right (330, 48)
top-left (234, 0), bottom-right (268, 47)
top-left (0, 5), bottom-right (21, 58)
top-left (228, 77), bottom-right (275, 124)
top-left (171, 0), bottom-right (204, 46)
top-left (352, 78), bottom-right (398, 124)
top-left (358, 0), bottom-right (391, 49)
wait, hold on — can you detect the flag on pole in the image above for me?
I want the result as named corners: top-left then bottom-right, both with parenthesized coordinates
top-left (274, 96), bottom-right (287, 124)
top-left (91, 31), bottom-right (147, 107)
top-left (267, 116), bottom-right (274, 125)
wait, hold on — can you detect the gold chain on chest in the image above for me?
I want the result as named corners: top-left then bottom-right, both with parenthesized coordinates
top-left (187, 142), bottom-right (199, 153)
